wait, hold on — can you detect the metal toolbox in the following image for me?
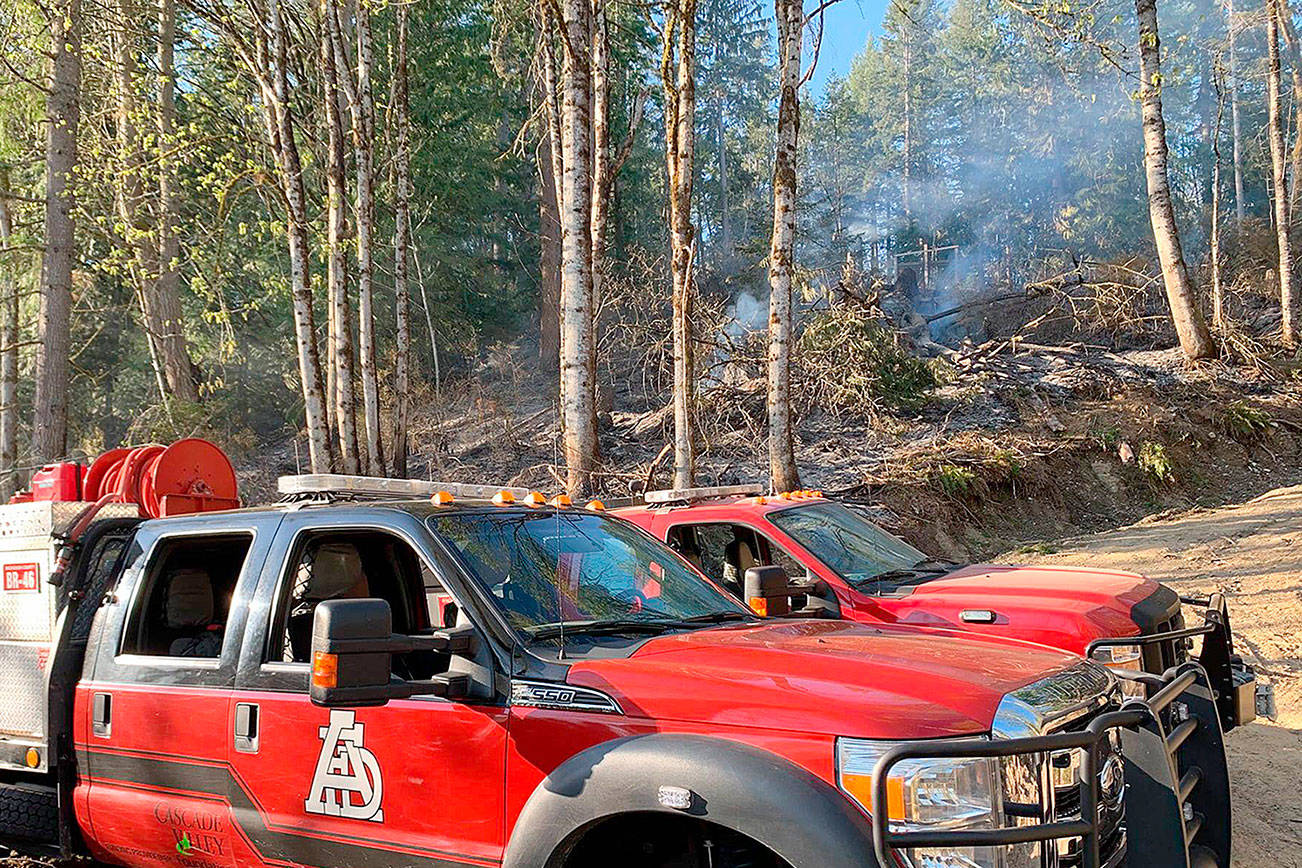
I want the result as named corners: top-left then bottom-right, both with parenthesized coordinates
top-left (0, 501), bottom-right (139, 769)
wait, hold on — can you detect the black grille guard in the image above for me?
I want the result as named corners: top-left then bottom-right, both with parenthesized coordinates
top-left (1088, 591), bottom-right (1255, 732)
top-left (870, 661), bottom-right (1232, 868)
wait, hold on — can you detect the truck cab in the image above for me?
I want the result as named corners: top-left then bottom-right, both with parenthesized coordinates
top-left (0, 477), bottom-right (1234, 868)
top-left (613, 487), bottom-right (1258, 733)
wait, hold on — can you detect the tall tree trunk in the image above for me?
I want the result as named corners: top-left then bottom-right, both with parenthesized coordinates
top-left (33, 0), bottom-right (81, 462)
top-left (114, 0), bottom-right (169, 405)
top-left (270, 0), bottom-right (332, 470)
top-left (1273, 0), bottom-right (1302, 217)
top-left (539, 134), bottom-right (563, 368)
top-left (767, 0), bottom-right (802, 491)
top-left (0, 172), bottom-right (18, 499)
top-left (155, 0), bottom-right (197, 401)
top-left (1135, 0), bottom-right (1216, 360)
top-left (323, 0), bottom-right (360, 472)
top-left (391, 0), bottom-right (411, 477)
top-left (590, 3), bottom-right (611, 289)
top-left (902, 22), bottom-right (912, 223)
top-left (352, 0), bottom-right (384, 474)
top-left (663, 0), bottom-right (698, 490)
top-left (537, 26), bottom-right (564, 370)
top-left (1269, 0), bottom-right (1297, 346)
top-left (1229, 0), bottom-right (1244, 225)
top-left (556, 0), bottom-right (598, 495)
top-left (717, 101), bottom-right (731, 260)
top-left (1211, 62), bottom-right (1226, 330)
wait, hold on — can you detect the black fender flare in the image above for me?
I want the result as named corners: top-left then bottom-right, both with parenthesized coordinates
top-left (501, 733), bottom-right (881, 868)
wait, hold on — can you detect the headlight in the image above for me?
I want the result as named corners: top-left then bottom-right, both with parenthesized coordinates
top-left (836, 737), bottom-right (1001, 868)
top-left (1090, 643), bottom-right (1146, 698)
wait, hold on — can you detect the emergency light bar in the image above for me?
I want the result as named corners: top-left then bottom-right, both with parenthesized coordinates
top-left (277, 474), bottom-right (533, 501)
top-left (643, 483), bottom-right (766, 504)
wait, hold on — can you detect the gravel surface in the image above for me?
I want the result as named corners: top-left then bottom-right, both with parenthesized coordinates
top-left (1010, 485), bottom-right (1302, 867)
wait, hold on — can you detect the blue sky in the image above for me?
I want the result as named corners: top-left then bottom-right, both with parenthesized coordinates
top-left (806, 0), bottom-right (890, 94)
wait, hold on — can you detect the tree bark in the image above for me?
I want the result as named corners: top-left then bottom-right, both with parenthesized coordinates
top-left (767, 0), bottom-right (802, 491)
top-left (662, 0), bottom-right (698, 490)
top-left (1211, 62), bottom-right (1226, 330)
top-left (1272, 0), bottom-right (1302, 218)
top-left (1135, 0), bottom-right (1216, 360)
top-left (590, 3), bottom-right (611, 291)
top-left (154, 0), bottom-right (198, 401)
top-left (538, 22), bottom-right (565, 370)
top-left (269, 0), bottom-right (332, 470)
top-left (351, 0), bottom-right (384, 474)
top-left (0, 172), bottom-right (18, 499)
top-left (33, 0), bottom-right (81, 462)
top-left (391, 0), bottom-right (411, 477)
top-left (322, 0), bottom-right (360, 472)
top-left (555, 0), bottom-right (598, 495)
top-left (1268, 0), bottom-right (1297, 346)
top-left (114, 0), bottom-right (170, 406)
top-left (1229, 0), bottom-right (1244, 225)
top-left (538, 132), bottom-right (562, 368)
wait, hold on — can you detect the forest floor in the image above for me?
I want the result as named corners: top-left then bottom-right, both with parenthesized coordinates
top-left (1009, 485), bottom-right (1302, 867)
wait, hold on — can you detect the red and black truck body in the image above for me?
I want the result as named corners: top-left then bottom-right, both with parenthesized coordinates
top-left (614, 490), bottom-right (1257, 734)
top-left (0, 479), bottom-right (1234, 868)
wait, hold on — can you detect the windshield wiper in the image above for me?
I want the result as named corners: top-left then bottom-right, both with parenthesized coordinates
top-left (527, 618), bottom-right (695, 641)
top-left (680, 611), bottom-right (753, 624)
top-left (911, 558), bottom-right (963, 571)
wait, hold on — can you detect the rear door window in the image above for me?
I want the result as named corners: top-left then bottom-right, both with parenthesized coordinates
top-left (119, 533), bottom-right (253, 658)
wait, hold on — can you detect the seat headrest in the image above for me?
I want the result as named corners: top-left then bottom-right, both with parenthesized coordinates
top-left (303, 542), bottom-right (368, 601)
top-left (725, 539), bottom-right (756, 571)
top-left (165, 568), bottom-right (214, 629)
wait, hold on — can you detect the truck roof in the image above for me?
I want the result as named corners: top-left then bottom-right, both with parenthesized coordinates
top-left (614, 491), bottom-right (826, 518)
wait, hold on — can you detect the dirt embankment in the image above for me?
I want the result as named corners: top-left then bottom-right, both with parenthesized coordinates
top-left (1009, 486), bottom-right (1302, 867)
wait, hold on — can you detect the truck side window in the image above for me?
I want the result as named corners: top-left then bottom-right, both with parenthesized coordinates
top-left (268, 530), bottom-right (443, 679)
top-left (669, 523), bottom-right (806, 596)
top-left (119, 533), bottom-right (253, 658)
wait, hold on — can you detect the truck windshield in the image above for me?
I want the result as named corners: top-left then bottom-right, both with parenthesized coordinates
top-left (430, 510), bottom-right (750, 638)
top-left (768, 502), bottom-right (945, 593)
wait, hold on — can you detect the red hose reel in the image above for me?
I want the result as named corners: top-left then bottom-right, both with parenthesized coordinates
top-left (19, 438), bottom-right (240, 518)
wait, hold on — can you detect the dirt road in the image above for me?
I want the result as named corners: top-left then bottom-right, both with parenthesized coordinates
top-left (1010, 485), bottom-right (1302, 867)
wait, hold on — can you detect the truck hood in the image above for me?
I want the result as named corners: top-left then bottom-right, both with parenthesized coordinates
top-left (877, 563), bottom-right (1158, 650)
top-left (564, 619), bottom-right (1085, 739)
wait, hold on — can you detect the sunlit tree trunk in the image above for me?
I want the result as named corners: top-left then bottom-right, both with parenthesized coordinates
top-left (556, 0), bottom-right (598, 494)
top-left (269, 0), bottom-right (332, 470)
top-left (1273, 0), bottom-right (1302, 217)
top-left (322, 0), bottom-right (360, 472)
top-left (155, 0), bottom-right (198, 401)
top-left (662, 0), bottom-right (698, 490)
top-left (767, 0), bottom-right (802, 491)
top-left (0, 171), bottom-right (18, 499)
top-left (1229, 0), bottom-right (1244, 225)
top-left (113, 0), bottom-right (167, 404)
top-left (33, 0), bottom-right (81, 462)
top-left (1211, 63), bottom-right (1226, 330)
top-left (590, 3), bottom-right (611, 289)
top-left (1135, 0), bottom-right (1215, 360)
top-left (391, 0), bottom-right (411, 477)
top-left (352, 0), bottom-right (384, 474)
top-left (539, 134), bottom-right (563, 368)
top-left (538, 26), bottom-right (564, 370)
top-left (1268, 0), bottom-right (1297, 346)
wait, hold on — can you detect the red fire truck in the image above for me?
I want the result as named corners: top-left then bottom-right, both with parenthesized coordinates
top-left (0, 473), bottom-right (1232, 867)
top-left (613, 485), bottom-right (1259, 734)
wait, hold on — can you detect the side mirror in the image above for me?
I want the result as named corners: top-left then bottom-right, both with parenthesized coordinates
top-left (744, 566), bottom-right (791, 617)
top-left (310, 598), bottom-right (475, 707)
